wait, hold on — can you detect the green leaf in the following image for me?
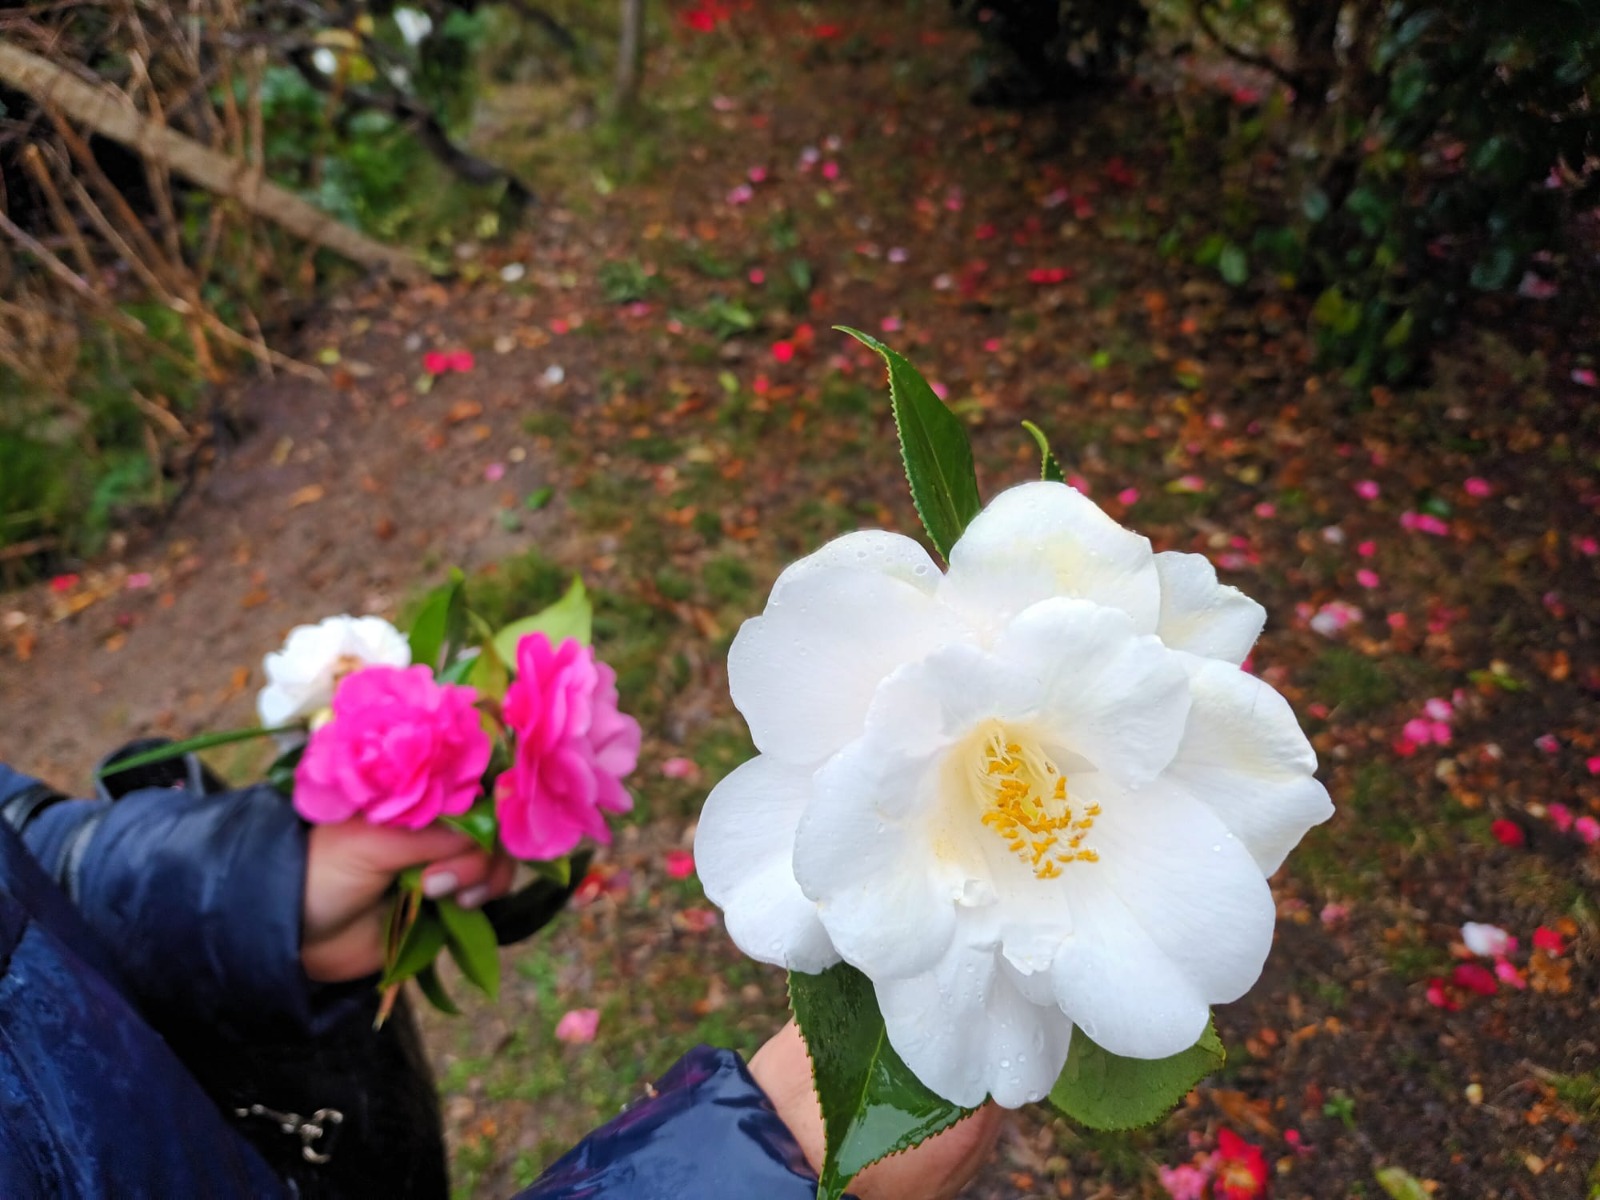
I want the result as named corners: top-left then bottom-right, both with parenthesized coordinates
top-left (414, 961), bottom-right (461, 1015)
top-left (1302, 188), bottom-right (1331, 223)
top-left (525, 486), bottom-right (553, 511)
top-left (1020, 420), bottom-right (1066, 484)
top-left (789, 963), bottom-right (973, 1200)
top-left (467, 639), bottom-right (510, 701)
top-left (483, 850), bottom-right (590, 946)
top-left (441, 798), bottom-right (499, 851)
top-left (95, 725), bottom-right (296, 779)
top-left (1218, 244), bottom-right (1249, 286)
top-left (1048, 1019), bottom-right (1223, 1131)
top-left (1375, 1167), bottom-right (1431, 1200)
top-left (380, 908), bottom-right (446, 989)
top-left (409, 569), bottom-right (466, 670)
top-left (836, 327), bottom-right (981, 562)
top-left (492, 575), bottom-right (592, 665)
top-left (438, 899), bottom-right (500, 999)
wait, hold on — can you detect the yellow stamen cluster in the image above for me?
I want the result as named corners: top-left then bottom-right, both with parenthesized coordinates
top-left (977, 733), bottom-right (1099, 878)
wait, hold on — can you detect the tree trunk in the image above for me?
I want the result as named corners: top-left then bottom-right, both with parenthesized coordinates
top-left (0, 41), bottom-right (427, 281)
top-left (613, 0), bottom-right (647, 116)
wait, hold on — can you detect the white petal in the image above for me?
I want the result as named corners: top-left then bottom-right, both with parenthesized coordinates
top-left (343, 616), bottom-right (411, 667)
top-left (1166, 658), bottom-right (1334, 875)
top-left (256, 686), bottom-right (299, 728)
top-left (728, 557), bottom-right (965, 766)
top-left (694, 756), bottom-right (838, 972)
top-left (862, 646), bottom-right (1046, 758)
top-left (876, 933), bottom-right (1074, 1108)
top-left (941, 482), bottom-right (1160, 637)
top-left (1089, 782), bottom-right (1276, 1004)
top-left (1153, 552), bottom-right (1265, 665)
top-left (994, 599), bottom-right (1191, 787)
top-left (796, 740), bottom-right (956, 979)
top-left (1048, 878), bottom-right (1211, 1060)
top-left (768, 530), bottom-right (943, 602)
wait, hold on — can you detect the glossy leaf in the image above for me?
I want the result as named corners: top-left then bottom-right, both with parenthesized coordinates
top-left (380, 907), bottom-right (446, 989)
top-left (441, 798), bottom-right (499, 851)
top-left (836, 327), bottom-right (980, 562)
top-left (95, 724), bottom-right (294, 779)
top-left (1020, 420), bottom-right (1067, 484)
top-left (789, 963), bottom-right (972, 1200)
top-left (409, 569), bottom-right (466, 670)
top-left (467, 639), bottom-right (510, 702)
top-left (438, 899), bottom-right (500, 999)
top-left (492, 575), bottom-right (592, 665)
top-left (415, 962), bottom-right (460, 1015)
top-left (483, 850), bottom-right (591, 946)
top-left (1048, 1019), bottom-right (1223, 1131)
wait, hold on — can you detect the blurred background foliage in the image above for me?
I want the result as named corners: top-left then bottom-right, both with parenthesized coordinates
top-left (1, 0), bottom-right (1594, 574)
top-left (956, 0), bottom-right (1599, 381)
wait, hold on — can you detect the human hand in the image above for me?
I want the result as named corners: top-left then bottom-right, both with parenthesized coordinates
top-left (747, 1021), bottom-right (1005, 1200)
top-left (301, 820), bottom-right (515, 982)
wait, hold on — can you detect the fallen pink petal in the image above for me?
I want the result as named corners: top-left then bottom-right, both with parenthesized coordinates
top-left (664, 850), bottom-right (696, 880)
top-left (554, 1008), bottom-right (600, 1044)
top-left (660, 756), bottom-right (699, 780)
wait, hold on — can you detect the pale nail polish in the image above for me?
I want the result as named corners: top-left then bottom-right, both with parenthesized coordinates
top-left (422, 872), bottom-right (458, 899)
top-left (457, 885), bottom-right (490, 909)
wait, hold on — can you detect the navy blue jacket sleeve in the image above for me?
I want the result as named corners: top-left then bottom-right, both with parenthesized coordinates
top-left (517, 1046), bottom-right (850, 1200)
top-left (0, 816), bottom-right (290, 1197)
top-left (0, 763), bottom-right (358, 1040)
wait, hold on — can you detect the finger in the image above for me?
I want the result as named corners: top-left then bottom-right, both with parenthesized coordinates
top-left (342, 822), bottom-right (477, 874)
top-left (420, 847), bottom-right (497, 899)
top-left (486, 854), bottom-right (517, 898)
top-left (457, 854), bottom-right (517, 908)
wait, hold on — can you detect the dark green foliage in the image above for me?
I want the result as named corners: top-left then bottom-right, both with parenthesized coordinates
top-left (951, 0), bottom-right (1150, 104)
top-left (1296, 0), bottom-right (1600, 381)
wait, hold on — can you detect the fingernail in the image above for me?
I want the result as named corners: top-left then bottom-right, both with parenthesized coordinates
top-left (458, 885), bottom-right (490, 909)
top-left (422, 871), bottom-right (458, 899)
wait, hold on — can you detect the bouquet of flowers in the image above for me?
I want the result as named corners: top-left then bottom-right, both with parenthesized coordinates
top-left (105, 572), bottom-right (639, 1020)
top-left (694, 331), bottom-right (1334, 1199)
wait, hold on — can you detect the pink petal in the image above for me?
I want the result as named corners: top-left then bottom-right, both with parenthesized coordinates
top-left (554, 1008), bottom-right (600, 1044)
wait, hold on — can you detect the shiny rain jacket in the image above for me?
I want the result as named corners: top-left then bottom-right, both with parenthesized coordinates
top-left (0, 763), bottom-right (825, 1198)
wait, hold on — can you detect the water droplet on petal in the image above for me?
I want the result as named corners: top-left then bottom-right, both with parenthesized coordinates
top-left (1211, 843), bottom-right (1222, 853)
top-left (999, 1058), bottom-right (1011, 1069)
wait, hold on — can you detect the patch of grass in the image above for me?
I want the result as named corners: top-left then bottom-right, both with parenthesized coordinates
top-left (1347, 762), bottom-right (1414, 844)
top-left (460, 549), bottom-right (569, 631)
top-left (701, 554), bottom-right (755, 606)
top-left (1305, 647), bottom-right (1400, 717)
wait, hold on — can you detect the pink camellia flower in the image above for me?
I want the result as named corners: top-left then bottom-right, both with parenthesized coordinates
top-left (1576, 816), bottom-right (1600, 846)
top-left (664, 849), bottom-right (696, 880)
top-left (294, 666), bottom-right (490, 829)
top-left (495, 634), bottom-right (641, 860)
top-left (554, 1007), bottom-right (600, 1044)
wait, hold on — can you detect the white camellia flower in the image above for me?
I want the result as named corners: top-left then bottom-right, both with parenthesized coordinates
top-left (696, 481), bottom-right (1333, 1109)
top-left (257, 615), bottom-right (411, 729)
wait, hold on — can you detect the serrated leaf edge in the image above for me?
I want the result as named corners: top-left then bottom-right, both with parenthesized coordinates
top-left (836, 326), bottom-right (979, 561)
